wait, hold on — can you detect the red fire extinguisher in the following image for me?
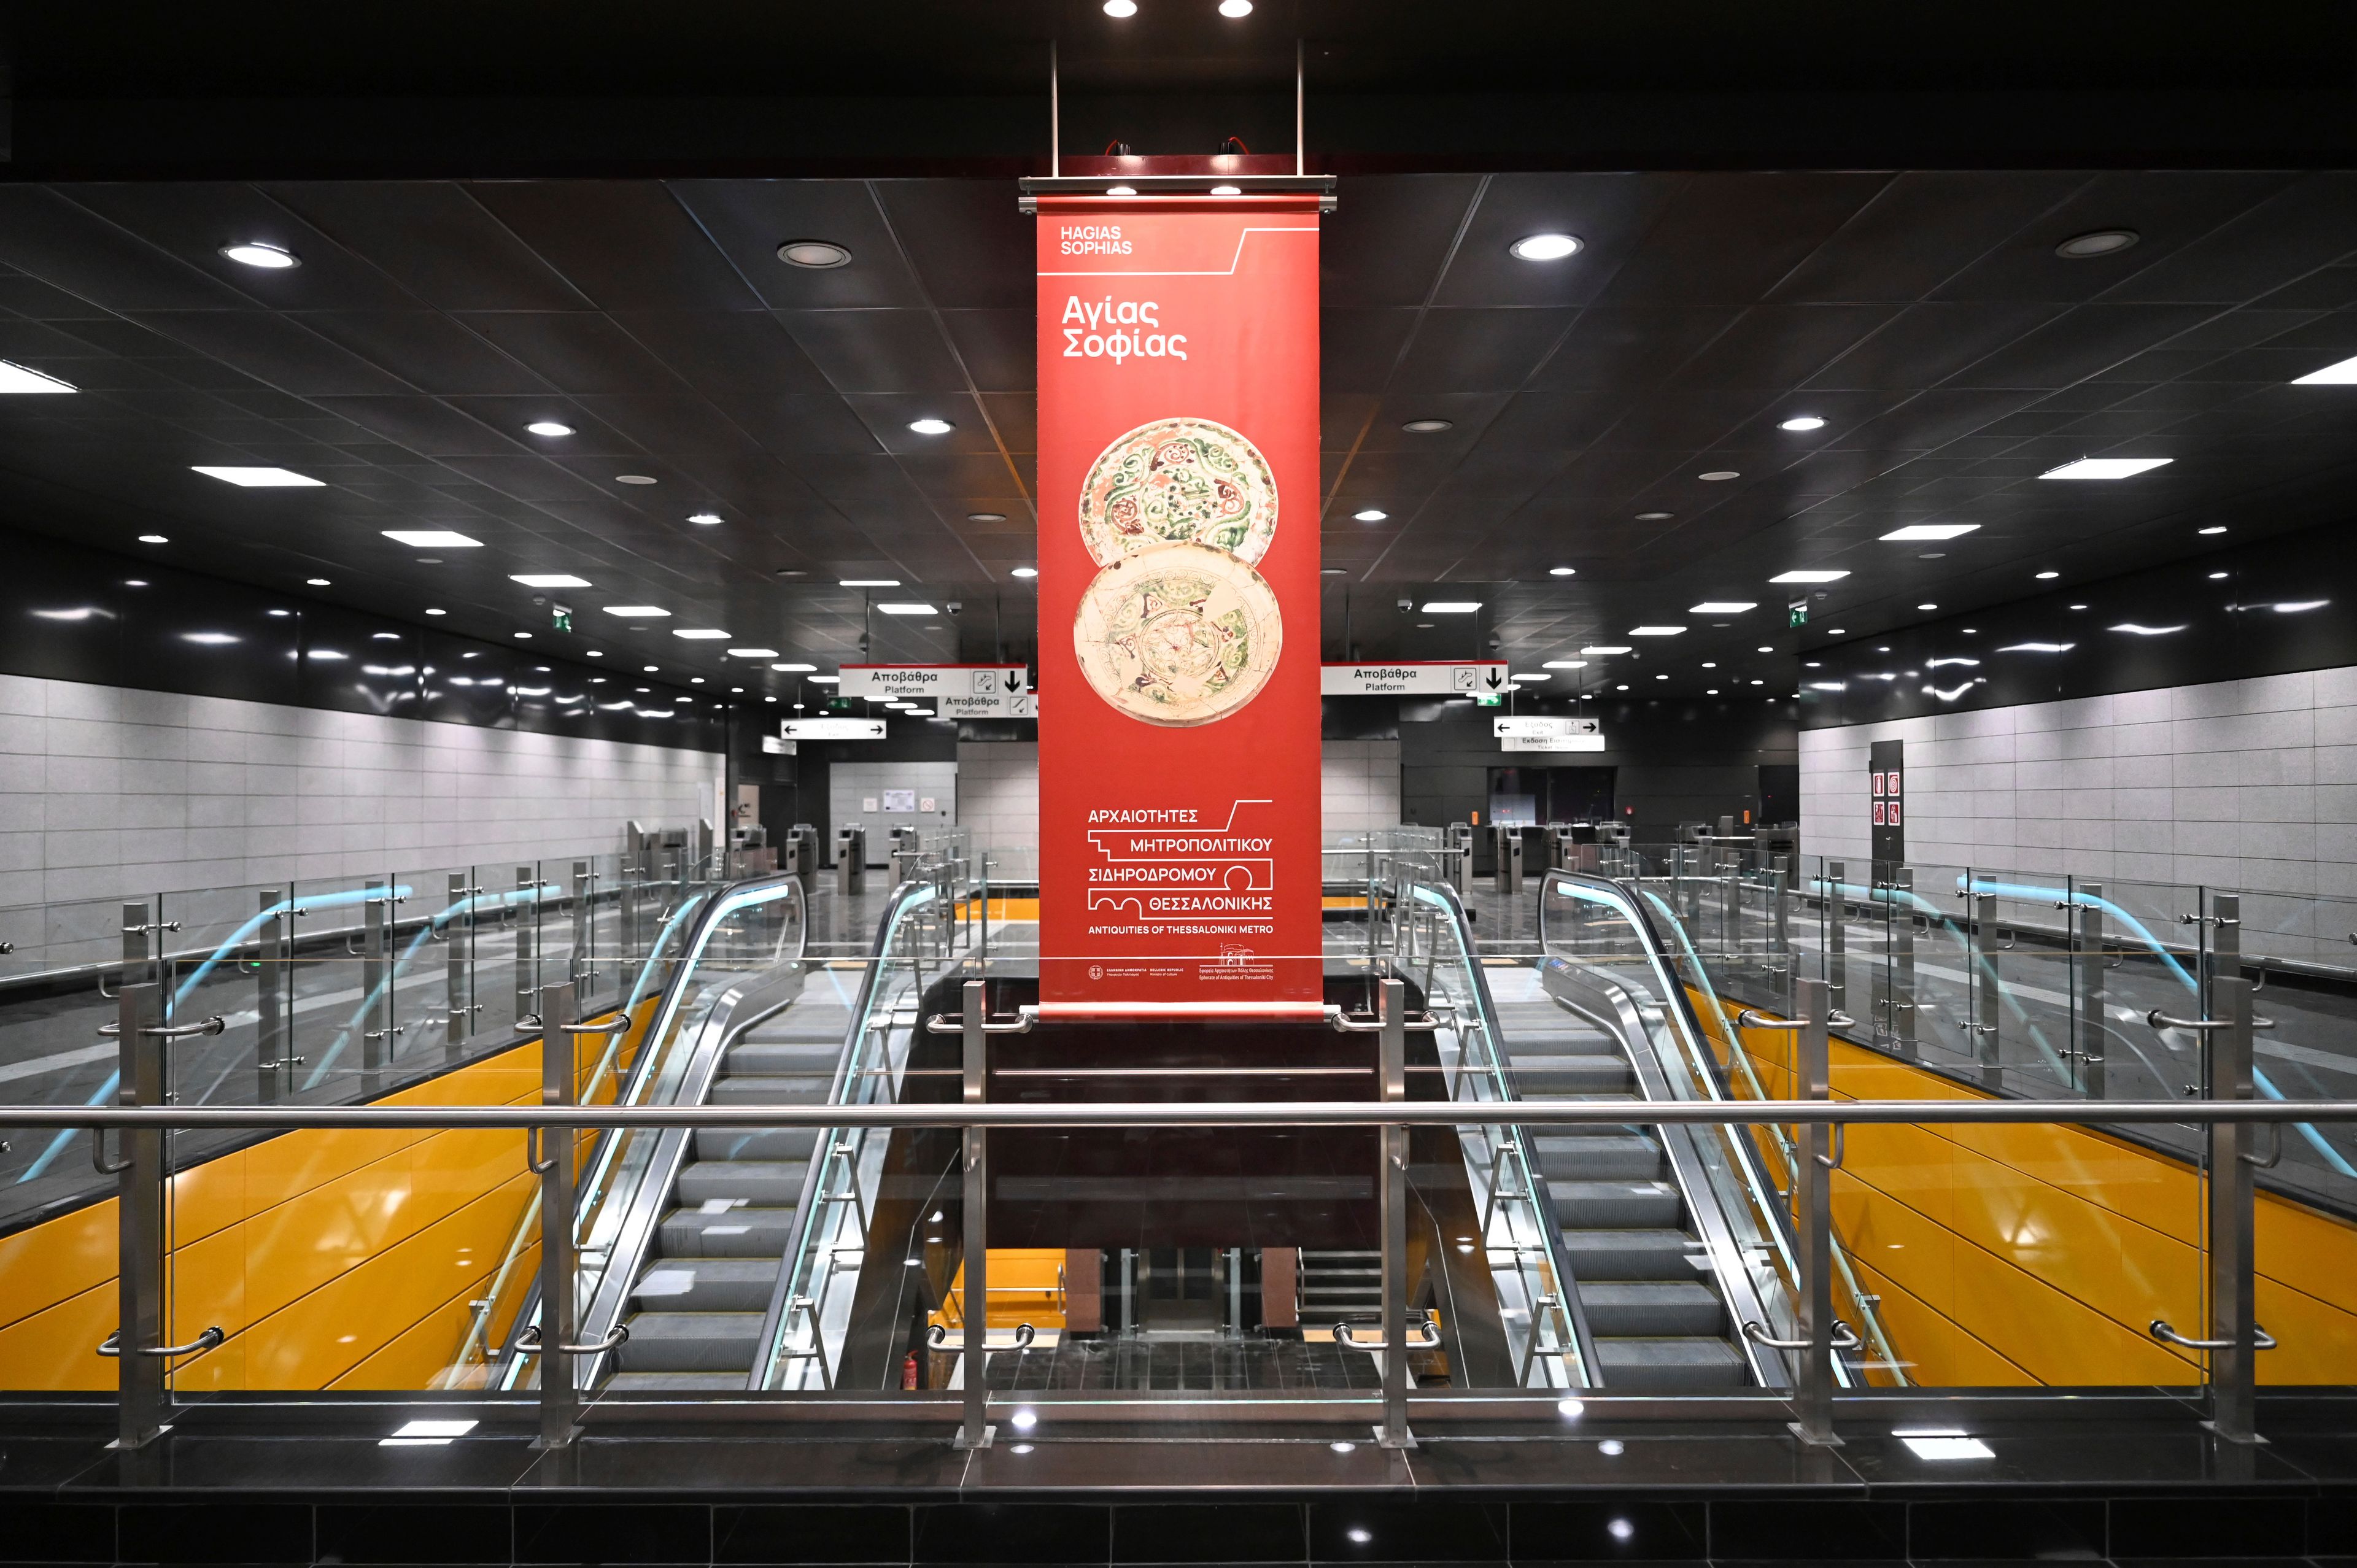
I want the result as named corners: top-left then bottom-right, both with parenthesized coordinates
top-left (900, 1350), bottom-right (921, 1391)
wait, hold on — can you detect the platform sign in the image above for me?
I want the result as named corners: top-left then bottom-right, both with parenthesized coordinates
top-left (1323, 662), bottom-right (1510, 697)
top-left (780, 717), bottom-right (886, 740)
top-left (1035, 189), bottom-right (1325, 1008)
top-left (935, 688), bottom-right (1035, 720)
top-left (839, 664), bottom-right (1026, 701)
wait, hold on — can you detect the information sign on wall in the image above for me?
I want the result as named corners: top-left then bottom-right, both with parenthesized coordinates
top-left (1869, 738), bottom-right (1905, 862)
top-left (1322, 662), bottom-right (1511, 697)
top-left (1034, 190), bottom-right (1325, 1008)
top-left (839, 665), bottom-right (1027, 700)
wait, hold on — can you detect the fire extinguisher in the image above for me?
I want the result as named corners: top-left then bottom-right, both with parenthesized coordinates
top-left (900, 1350), bottom-right (921, 1391)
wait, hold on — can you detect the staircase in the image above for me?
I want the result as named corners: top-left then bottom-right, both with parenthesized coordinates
top-left (1295, 1249), bottom-right (1382, 1334)
top-left (1485, 967), bottom-right (1752, 1392)
top-left (604, 975), bottom-right (855, 1389)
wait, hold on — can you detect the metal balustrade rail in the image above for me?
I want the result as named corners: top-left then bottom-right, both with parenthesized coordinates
top-left (32, 971), bottom-right (2332, 1456)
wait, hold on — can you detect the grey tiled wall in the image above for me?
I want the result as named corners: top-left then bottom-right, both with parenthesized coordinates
top-left (0, 672), bottom-right (724, 908)
top-left (1799, 667), bottom-right (2357, 897)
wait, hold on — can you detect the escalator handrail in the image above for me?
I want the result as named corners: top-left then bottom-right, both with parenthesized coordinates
top-left (1395, 873), bottom-right (1601, 1391)
top-left (751, 876), bottom-right (945, 1391)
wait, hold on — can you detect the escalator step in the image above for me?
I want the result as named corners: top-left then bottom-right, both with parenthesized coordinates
top-left (743, 1018), bottom-right (853, 1045)
top-left (1547, 1179), bottom-right (1683, 1228)
top-left (1577, 1281), bottom-right (1725, 1338)
top-left (1508, 1058), bottom-right (1637, 1095)
top-left (728, 1041), bottom-right (845, 1075)
top-left (1557, 1228), bottom-right (1699, 1280)
top-left (677, 1160), bottom-right (811, 1206)
top-left (607, 1371), bottom-right (751, 1390)
top-left (615, 1311), bottom-right (765, 1372)
top-left (658, 1205), bottom-right (800, 1256)
top-left (1595, 1336), bottom-right (1751, 1391)
top-left (631, 1257), bottom-right (781, 1311)
top-left (710, 1075), bottom-right (833, 1105)
top-left (1530, 1133), bottom-right (1667, 1181)
top-left (694, 1127), bottom-right (819, 1162)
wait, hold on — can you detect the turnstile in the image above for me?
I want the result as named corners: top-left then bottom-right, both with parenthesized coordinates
top-left (782, 824), bottom-right (821, 881)
top-left (835, 824), bottom-right (867, 894)
top-left (1491, 824), bottom-right (1524, 894)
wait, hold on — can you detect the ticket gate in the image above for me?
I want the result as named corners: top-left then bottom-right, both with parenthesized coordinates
top-left (835, 824), bottom-right (867, 894)
top-left (783, 824), bottom-right (821, 882)
top-left (1445, 823), bottom-right (1474, 895)
top-left (1492, 824), bottom-right (1524, 895)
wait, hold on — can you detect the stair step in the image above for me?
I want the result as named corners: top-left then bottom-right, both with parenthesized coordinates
top-left (1531, 1133), bottom-right (1666, 1181)
top-left (711, 1076), bottom-right (833, 1105)
top-left (695, 1127), bottom-right (821, 1162)
top-left (1547, 1179), bottom-right (1684, 1229)
top-left (1557, 1228), bottom-right (1702, 1280)
top-left (1577, 1281), bottom-right (1725, 1338)
top-left (615, 1311), bottom-right (765, 1372)
top-left (1508, 1059), bottom-right (1638, 1095)
top-left (657, 1205), bottom-right (800, 1257)
top-left (631, 1257), bottom-right (781, 1313)
top-left (607, 1371), bottom-right (753, 1391)
top-left (727, 1040), bottom-right (844, 1075)
top-left (1595, 1335), bottom-right (1751, 1392)
top-left (677, 1160), bottom-right (811, 1207)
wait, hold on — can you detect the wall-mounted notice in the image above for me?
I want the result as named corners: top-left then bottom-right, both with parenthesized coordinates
top-left (1869, 738), bottom-right (1905, 862)
top-left (1035, 190), bottom-right (1325, 1008)
top-left (882, 789), bottom-right (916, 813)
top-left (839, 665), bottom-right (1027, 700)
top-left (780, 717), bottom-right (887, 740)
top-left (1322, 662), bottom-right (1511, 697)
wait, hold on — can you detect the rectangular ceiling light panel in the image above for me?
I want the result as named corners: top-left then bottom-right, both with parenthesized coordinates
top-left (602, 605), bottom-right (671, 617)
top-left (1688, 601), bottom-right (1757, 614)
top-left (382, 530), bottom-right (481, 547)
top-left (195, 466), bottom-right (325, 487)
top-left (1771, 570), bottom-right (1850, 584)
top-left (877, 603), bottom-right (937, 616)
top-left (672, 628), bottom-right (731, 639)
top-left (0, 361), bottom-right (77, 394)
top-left (510, 573), bottom-right (590, 589)
top-left (1422, 601), bottom-right (1482, 613)
top-left (2292, 353), bottom-right (2357, 385)
top-left (1629, 625), bottom-right (1686, 636)
top-left (2041, 457), bottom-right (2172, 479)
top-left (1879, 523), bottom-right (1980, 541)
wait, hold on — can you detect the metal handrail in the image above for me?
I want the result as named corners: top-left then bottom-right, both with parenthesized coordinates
top-left (2150, 1318), bottom-right (2277, 1351)
top-left (1743, 1318), bottom-right (1862, 1352)
top-left (96, 1325), bottom-right (223, 1359)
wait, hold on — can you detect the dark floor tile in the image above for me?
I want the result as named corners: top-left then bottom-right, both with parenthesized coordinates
top-left (316, 1503), bottom-right (512, 1565)
top-left (0, 1500), bottom-right (114, 1562)
top-left (0, 1437), bottom-right (116, 1492)
top-left (2110, 1559), bottom-right (2318, 1567)
top-left (1838, 1429), bottom-right (2311, 1490)
top-left (967, 1440), bottom-right (1404, 1493)
top-left (1112, 1503), bottom-right (1306, 1563)
top-left (2109, 1497), bottom-right (2308, 1559)
top-left (118, 1500), bottom-right (314, 1564)
top-left (2312, 1497), bottom-right (2357, 1558)
top-left (714, 1505), bottom-right (911, 1565)
top-left (1407, 1435), bottom-right (1857, 1490)
top-left (1706, 1499), bottom-right (1905, 1561)
top-left (514, 1503), bottom-right (711, 1565)
top-left (1308, 1500), bottom-right (1508, 1562)
top-left (515, 1437), bottom-right (967, 1494)
top-left (1906, 1498), bottom-right (2106, 1560)
top-left (1509, 1499), bottom-right (1706, 1562)
top-left (911, 1502), bottom-right (1109, 1566)
top-left (63, 1437), bottom-right (538, 1494)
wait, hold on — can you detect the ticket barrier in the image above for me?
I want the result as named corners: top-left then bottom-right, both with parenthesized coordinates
top-left (783, 824), bottom-right (820, 882)
top-left (1491, 824), bottom-right (1524, 895)
top-left (836, 824), bottom-right (867, 895)
top-left (1445, 824), bottom-right (1474, 895)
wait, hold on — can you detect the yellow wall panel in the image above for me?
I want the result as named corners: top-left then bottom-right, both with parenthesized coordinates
top-left (236, 1151), bottom-right (417, 1326)
top-left (1945, 1145), bottom-right (2202, 1334)
top-left (333, 1284), bottom-right (485, 1390)
top-left (2253, 1274), bottom-right (2357, 1385)
top-left (169, 1149), bottom-right (247, 1248)
top-left (2255, 1190), bottom-right (2357, 1311)
top-left (1833, 1170), bottom-right (1955, 1315)
top-left (1852, 1256), bottom-right (2034, 1388)
top-left (244, 1126), bottom-right (416, 1215)
top-left (1949, 1235), bottom-right (2197, 1386)
top-left (0, 1199), bottom-right (114, 1334)
top-left (168, 1219), bottom-right (247, 1349)
top-left (0, 1281), bottom-right (116, 1390)
top-left (1838, 1120), bottom-right (1956, 1227)
top-left (1948, 1121), bottom-right (2199, 1238)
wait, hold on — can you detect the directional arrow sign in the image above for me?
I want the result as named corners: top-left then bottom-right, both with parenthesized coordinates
top-left (1323, 662), bottom-right (1511, 697)
top-left (839, 664), bottom-right (1028, 700)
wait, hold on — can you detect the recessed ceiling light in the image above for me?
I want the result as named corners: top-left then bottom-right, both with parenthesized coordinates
top-left (2109, 622), bottom-right (2186, 636)
top-left (219, 241), bottom-right (299, 269)
top-left (1689, 601), bottom-right (1754, 614)
top-left (842, 578), bottom-right (901, 588)
top-left (1542, 659), bottom-right (1589, 669)
top-left (1581, 645), bottom-right (1631, 655)
top-left (2055, 230), bottom-right (2138, 259)
top-left (908, 417), bottom-right (954, 436)
top-left (512, 631), bottom-right (533, 640)
top-left (1010, 566), bottom-right (1038, 578)
top-left (2035, 570), bottom-right (2060, 579)
top-left (727, 647), bottom-right (780, 658)
top-left (1771, 570), bottom-right (1849, 584)
top-left (2042, 457), bottom-right (2171, 480)
top-left (967, 511), bottom-right (1007, 523)
top-left (1917, 602), bottom-right (1938, 611)
top-left (878, 602), bottom-right (938, 616)
top-left (643, 664), bottom-right (659, 673)
top-left (2208, 571), bottom-right (2229, 581)
top-left (511, 573), bottom-right (590, 589)
top-left (1779, 415), bottom-right (1826, 432)
top-left (306, 577), bottom-right (330, 587)
top-left (526, 420), bottom-right (574, 437)
top-left (1104, 0), bottom-right (1138, 14)
top-left (1511, 671), bottom-right (1550, 681)
top-left (776, 239), bottom-right (853, 269)
top-left (1827, 627), bottom-right (1847, 635)
top-left (615, 474), bottom-right (659, 485)
top-left (1614, 684), bottom-right (1628, 692)
top-left (2275, 599), bottom-right (2330, 613)
top-left (1631, 625), bottom-right (1685, 636)
top-left (687, 512), bottom-right (723, 527)
top-left (1402, 418), bottom-right (1453, 433)
top-left (603, 604), bottom-right (671, 617)
top-left (1210, 185), bottom-right (1242, 196)
top-left (770, 661), bottom-right (818, 672)
top-left (266, 608), bottom-right (291, 619)
top-left (2069, 604), bottom-right (2087, 611)
top-left (2199, 525), bottom-right (2227, 535)
top-left (1549, 566), bottom-right (1576, 577)
top-left (2292, 352), bottom-right (2357, 385)
top-left (1881, 523), bottom-right (1979, 541)
top-left (384, 530), bottom-right (481, 548)
top-left (1218, 0), bottom-right (1252, 15)
top-left (1353, 508), bottom-right (1388, 522)
top-left (1698, 470), bottom-right (1740, 482)
top-left (1105, 185), bottom-right (1139, 196)
top-left (1422, 601), bottom-right (1481, 613)
top-left (1635, 511), bottom-right (1673, 521)
top-left (586, 650), bottom-right (603, 657)
top-left (810, 675), bottom-right (839, 684)
top-left (424, 608), bottom-right (446, 616)
top-left (1919, 552), bottom-right (1946, 560)
top-left (0, 361), bottom-right (78, 394)
top-left (193, 465), bottom-right (322, 487)
top-left (1508, 233), bottom-right (1582, 261)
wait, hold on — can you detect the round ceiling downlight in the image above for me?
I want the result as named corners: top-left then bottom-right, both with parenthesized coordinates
top-left (1508, 233), bottom-right (1582, 261)
top-left (967, 511), bottom-right (1007, 523)
top-left (1218, 0), bottom-right (1253, 15)
top-left (2056, 229), bottom-right (2139, 259)
top-left (776, 240), bottom-right (852, 269)
top-left (1104, 0), bottom-right (1137, 14)
top-left (220, 241), bottom-right (299, 269)
top-left (1698, 470), bottom-right (1740, 482)
top-left (526, 420), bottom-right (574, 438)
top-left (1401, 418), bottom-right (1453, 433)
top-left (908, 417), bottom-right (955, 436)
top-left (1779, 415), bottom-right (1826, 431)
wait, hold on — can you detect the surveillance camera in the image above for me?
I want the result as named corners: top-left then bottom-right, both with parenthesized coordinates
top-left (1398, 598), bottom-right (1414, 612)
top-left (530, 595), bottom-right (548, 607)
top-left (945, 601), bottom-right (963, 616)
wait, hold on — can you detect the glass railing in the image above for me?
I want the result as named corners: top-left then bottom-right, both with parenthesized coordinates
top-left (0, 838), bottom-right (719, 1234)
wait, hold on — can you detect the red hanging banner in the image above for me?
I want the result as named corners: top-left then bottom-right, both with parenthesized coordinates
top-left (1033, 194), bottom-right (1323, 1010)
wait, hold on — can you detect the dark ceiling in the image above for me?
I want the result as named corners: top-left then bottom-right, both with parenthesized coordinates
top-left (1, 168), bottom-right (2356, 703)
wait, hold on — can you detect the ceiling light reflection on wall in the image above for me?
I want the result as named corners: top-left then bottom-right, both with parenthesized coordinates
top-left (1010, 566), bottom-right (1039, 578)
top-left (1698, 470), bottom-right (1740, 482)
top-left (2199, 525), bottom-right (2227, 535)
top-left (307, 577), bottom-right (330, 587)
top-left (1401, 418), bottom-right (1453, 433)
top-left (2042, 457), bottom-right (2172, 479)
top-left (2036, 570), bottom-right (2060, 579)
top-left (182, 632), bottom-right (241, 645)
top-left (688, 513), bottom-right (723, 526)
top-left (1770, 570), bottom-right (1848, 584)
top-left (727, 647), bottom-right (780, 658)
top-left (2293, 352), bottom-right (2357, 385)
top-left (2109, 623), bottom-right (2187, 636)
top-left (383, 530), bottom-right (481, 548)
top-left (1508, 233), bottom-right (1582, 261)
top-left (776, 240), bottom-right (853, 269)
top-left (1218, 0), bottom-right (1253, 15)
top-left (220, 241), bottom-right (299, 269)
top-left (1542, 660), bottom-right (1589, 669)
top-left (1210, 185), bottom-right (1242, 196)
top-left (603, 605), bottom-right (671, 618)
top-left (1549, 566), bottom-right (1576, 577)
top-left (2275, 600), bottom-right (2330, 613)
top-left (195, 466), bottom-right (323, 487)
top-left (841, 579), bottom-right (901, 588)
top-left (0, 361), bottom-right (79, 394)
top-left (1581, 645), bottom-right (1631, 655)
top-left (1881, 523), bottom-right (1980, 541)
top-left (770, 662), bottom-right (817, 672)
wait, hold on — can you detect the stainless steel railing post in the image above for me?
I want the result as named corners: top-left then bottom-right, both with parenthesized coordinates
top-left (1825, 861), bottom-right (1846, 1016)
top-left (1377, 976), bottom-right (1414, 1450)
top-left (362, 876), bottom-right (391, 1081)
top-left (114, 981), bottom-right (168, 1450)
top-left (2078, 881), bottom-right (2106, 1097)
top-left (2208, 973), bottom-right (2261, 1444)
top-left (1893, 868), bottom-right (1916, 1060)
top-left (535, 981), bottom-right (581, 1448)
top-left (957, 978), bottom-right (993, 1449)
top-left (1790, 975), bottom-right (1841, 1447)
top-left (1974, 886), bottom-right (2002, 1087)
top-left (514, 865), bottom-right (538, 1025)
top-left (257, 889), bottom-right (285, 1099)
